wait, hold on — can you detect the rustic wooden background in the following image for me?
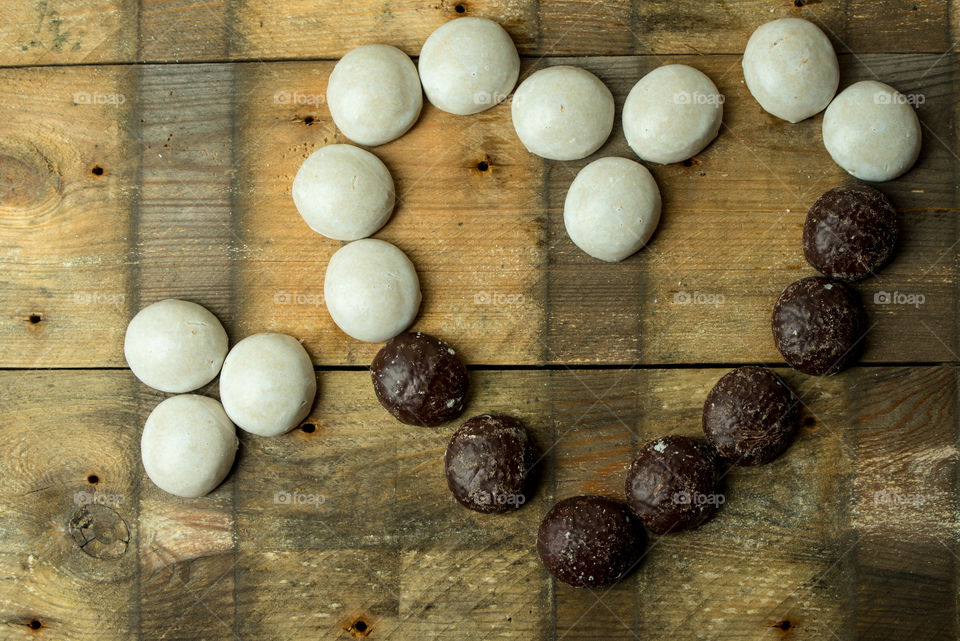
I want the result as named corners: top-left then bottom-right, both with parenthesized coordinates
top-left (1, 1), bottom-right (958, 639)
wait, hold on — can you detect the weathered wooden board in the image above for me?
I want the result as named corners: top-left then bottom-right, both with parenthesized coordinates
top-left (0, 0), bottom-right (954, 66)
top-left (0, 65), bottom-right (136, 367)
top-left (0, 367), bottom-right (954, 640)
top-left (1, 3), bottom-right (959, 640)
top-left (0, 53), bottom-right (956, 366)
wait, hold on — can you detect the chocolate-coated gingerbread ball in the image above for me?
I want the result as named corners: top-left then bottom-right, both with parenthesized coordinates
top-left (444, 414), bottom-right (537, 513)
top-left (803, 184), bottom-right (898, 281)
top-left (537, 495), bottom-right (646, 588)
top-left (371, 332), bottom-right (469, 426)
top-left (703, 366), bottom-right (799, 465)
top-left (772, 276), bottom-right (867, 376)
top-left (625, 435), bottom-right (722, 533)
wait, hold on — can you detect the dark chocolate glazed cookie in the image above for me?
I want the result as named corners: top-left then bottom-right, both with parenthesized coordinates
top-left (703, 366), bottom-right (798, 465)
top-left (803, 184), bottom-right (898, 281)
top-left (771, 276), bottom-right (867, 376)
top-left (625, 435), bottom-right (722, 533)
top-left (371, 331), bottom-right (469, 426)
top-left (537, 495), bottom-right (646, 588)
top-left (444, 414), bottom-right (538, 513)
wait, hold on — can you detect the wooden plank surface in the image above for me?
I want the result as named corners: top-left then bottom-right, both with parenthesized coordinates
top-left (1, 2), bottom-right (959, 640)
top-left (0, 65), bottom-right (136, 367)
top-left (0, 0), bottom-right (954, 66)
top-left (0, 53), bottom-right (956, 366)
top-left (0, 367), bottom-right (954, 639)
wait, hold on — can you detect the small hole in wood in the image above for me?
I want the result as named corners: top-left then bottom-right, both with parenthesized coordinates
top-left (303, 116), bottom-right (314, 125)
top-left (28, 314), bottom-right (42, 324)
top-left (455, 3), bottom-right (466, 13)
top-left (91, 165), bottom-right (104, 176)
top-left (301, 423), bottom-right (316, 433)
top-left (353, 619), bottom-right (368, 633)
top-left (803, 416), bottom-right (815, 427)
top-left (29, 619), bottom-right (42, 630)
top-left (777, 620), bottom-right (793, 631)
top-left (793, 0), bottom-right (804, 6)
top-left (87, 474), bottom-right (99, 484)
top-left (476, 160), bottom-right (489, 172)
top-left (682, 159), bottom-right (693, 167)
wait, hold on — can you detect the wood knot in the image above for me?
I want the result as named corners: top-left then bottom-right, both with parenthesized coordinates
top-left (68, 503), bottom-right (129, 560)
top-left (0, 140), bottom-right (62, 215)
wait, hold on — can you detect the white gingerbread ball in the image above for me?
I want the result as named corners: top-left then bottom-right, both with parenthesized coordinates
top-left (324, 238), bottom-right (422, 343)
top-left (140, 394), bottom-right (238, 498)
top-left (742, 18), bottom-right (839, 123)
top-left (511, 66), bottom-right (615, 161)
top-left (219, 333), bottom-right (316, 437)
top-left (292, 144), bottom-right (395, 241)
top-left (327, 44), bottom-right (423, 146)
top-left (564, 157), bottom-right (662, 262)
top-left (623, 64), bottom-right (723, 164)
top-left (124, 299), bottom-right (228, 394)
top-left (418, 17), bottom-right (520, 115)
top-left (822, 80), bottom-right (921, 182)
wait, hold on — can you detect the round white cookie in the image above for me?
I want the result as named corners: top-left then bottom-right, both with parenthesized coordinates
top-left (141, 394), bottom-right (238, 498)
top-left (511, 66), bottom-right (615, 161)
top-left (563, 157), bottom-right (662, 262)
top-left (822, 80), bottom-right (921, 182)
top-left (219, 333), bottom-right (316, 437)
top-left (622, 64), bottom-right (723, 164)
top-left (742, 18), bottom-right (839, 123)
top-left (324, 238), bottom-right (421, 342)
top-left (418, 17), bottom-right (520, 115)
top-left (292, 144), bottom-right (395, 241)
top-left (124, 299), bottom-right (229, 394)
top-left (327, 44), bottom-right (423, 146)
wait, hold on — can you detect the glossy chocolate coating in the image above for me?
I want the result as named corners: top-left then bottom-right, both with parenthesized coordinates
top-left (771, 276), bottom-right (867, 376)
top-left (803, 184), bottom-right (898, 281)
top-left (703, 366), bottom-right (798, 465)
top-left (624, 435), bottom-right (722, 533)
top-left (537, 495), bottom-right (646, 588)
top-left (444, 414), bottom-right (537, 513)
top-left (371, 332), bottom-right (469, 426)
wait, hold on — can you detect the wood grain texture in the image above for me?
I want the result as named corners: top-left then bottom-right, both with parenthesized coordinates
top-left (0, 371), bottom-right (140, 641)
top-left (0, 65), bottom-right (136, 367)
top-left (0, 0), bottom-right (955, 65)
top-left (0, 367), bottom-right (953, 640)
top-left (548, 52), bottom-right (959, 365)
top-left (0, 0), bottom-right (136, 66)
top-left (232, 59), bottom-right (546, 366)
top-left (134, 62), bottom-right (238, 334)
top-left (0, 1), bottom-right (954, 66)
top-left (1, 3), bottom-right (958, 640)
top-left (3, 53), bottom-right (954, 367)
